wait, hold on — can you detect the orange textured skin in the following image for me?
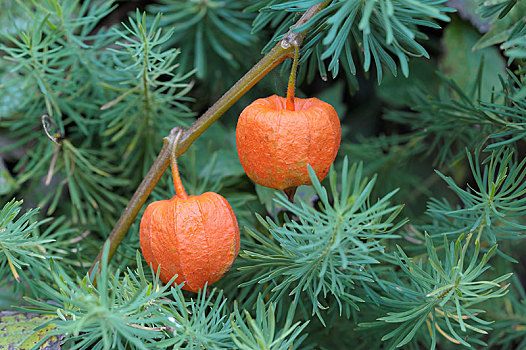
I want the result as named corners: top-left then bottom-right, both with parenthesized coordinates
top-left (236, 95), bottom-right (341, 190)
top-left (139, 192), bottom-right (240, 292)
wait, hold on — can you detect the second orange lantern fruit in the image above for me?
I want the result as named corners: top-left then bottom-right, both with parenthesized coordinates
top-left (140, 144), bottom-right (240, 293)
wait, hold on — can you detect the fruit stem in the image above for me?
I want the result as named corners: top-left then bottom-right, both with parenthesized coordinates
top-left (170, 128), bottom-right (188, 199)
top-left (286, 41), bottom-right (300, 112)
top-left (171, 158), bottom-right (188, 199)
top-left (284, 186), bottom-right (297, 203)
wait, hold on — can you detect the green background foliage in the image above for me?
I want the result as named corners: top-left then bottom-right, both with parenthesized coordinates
top-left (1, 0), bottom-right (525, 349)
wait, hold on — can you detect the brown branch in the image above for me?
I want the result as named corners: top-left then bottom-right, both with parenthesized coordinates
top-left (89, 1), bottom-right (331, 277)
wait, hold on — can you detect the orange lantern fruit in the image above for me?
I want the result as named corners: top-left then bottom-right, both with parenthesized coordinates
top-left (236, 94), bottom-right (341, 192)
top-left (140, 148), bottom-right (240, 292)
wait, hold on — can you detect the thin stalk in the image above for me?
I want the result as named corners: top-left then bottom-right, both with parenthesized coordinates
top-left (89, 1), bottom-right (330, 276)
top-left (171, 156), bottom-right (188, 199)
top-left (170, 128), bottom-right (188, 200)
top-left (286, 42), bottom-right (300, 111)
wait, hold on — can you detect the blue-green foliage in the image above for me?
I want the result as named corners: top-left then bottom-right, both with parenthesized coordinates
top-left (250, 0), bottom-right (453, 83)
top-left (477, 0), bottom-right (526, 62)
top-left (386, 70), bottom-right (526, 166)
top-left (361, 233), bottom-right (511, 349)
top-left (240, 158), bottom-right (405, 321)
top-left (231, 295), bottom-right (309, 350)
top-left (146, 0), bottom-right (258, 79)
top-left (0, 199), bottom-right (51, 281)
top-left (100, 11), bottom-right (195, 175)
top-left (426, 149), bottom-right (526, 245)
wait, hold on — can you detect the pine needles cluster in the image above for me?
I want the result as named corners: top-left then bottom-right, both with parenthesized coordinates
top-left (1, 0), bottom-right (526, 349)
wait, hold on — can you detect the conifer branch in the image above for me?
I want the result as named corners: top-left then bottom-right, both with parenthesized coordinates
top-left (89, 1), bottom-right (331, 276)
